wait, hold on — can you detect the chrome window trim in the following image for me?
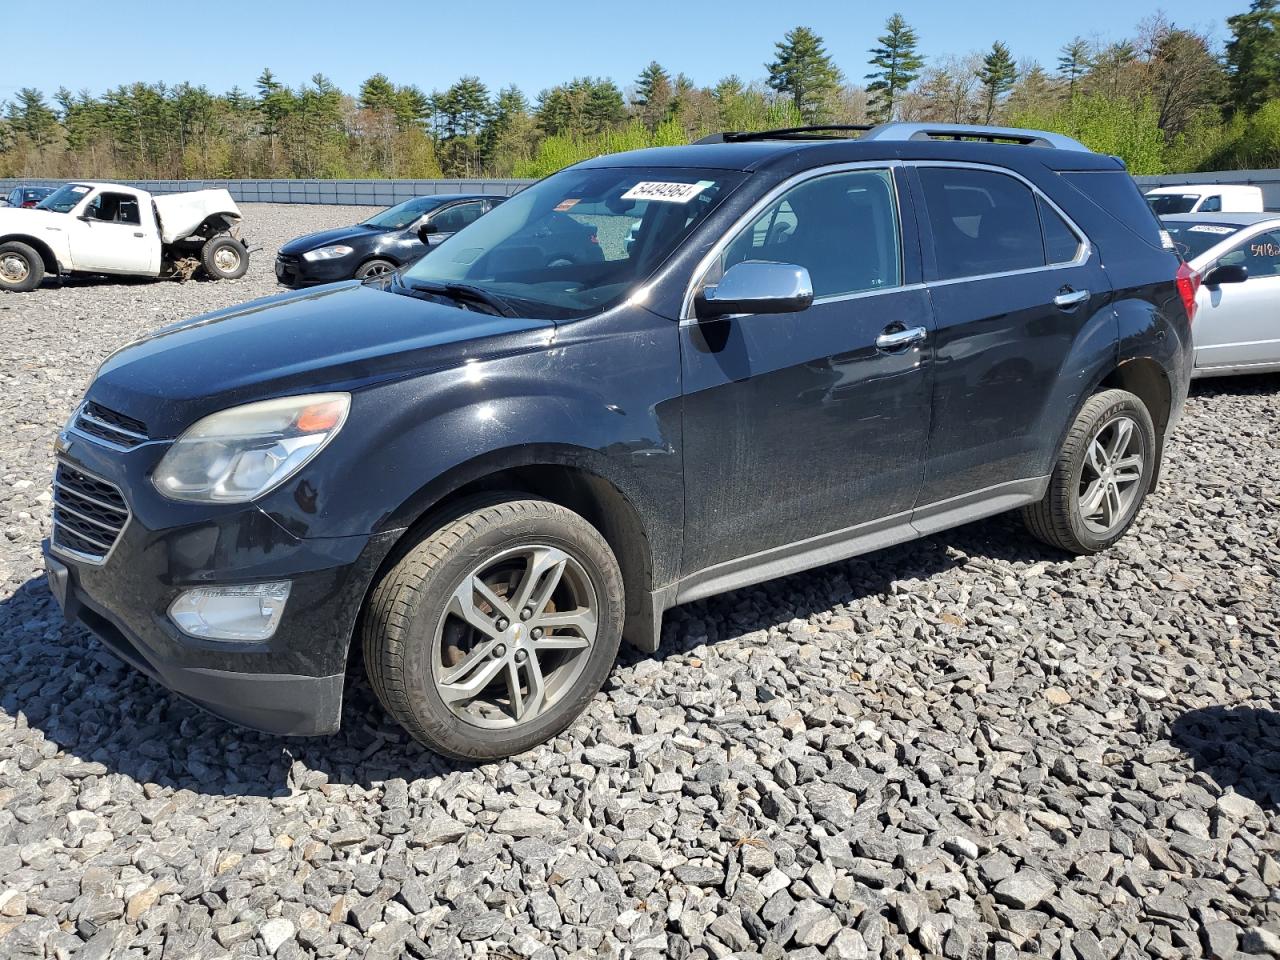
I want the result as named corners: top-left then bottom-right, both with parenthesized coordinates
top-left (911, 160), bottom-right (1093, 284)
top-left (50, 459), bottom-right (132, 567)
top-left (679, 159), bottom-right (1096, 322)
top-left (680, 160), bottom-right (908, 322)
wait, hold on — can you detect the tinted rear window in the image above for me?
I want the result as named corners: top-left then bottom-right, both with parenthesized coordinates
top-left (1147, 194), bottom-right (1199, 216)
top-left (1063, 171), bottom-right (1165, 248)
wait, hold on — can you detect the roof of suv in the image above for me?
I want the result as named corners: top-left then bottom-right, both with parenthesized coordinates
top-left (578, 123), bottom-right (1125, 174)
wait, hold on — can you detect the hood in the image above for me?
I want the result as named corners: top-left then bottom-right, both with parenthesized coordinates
top-left (279, 224), bottom-right (386, 255)
top-left (88, 282), bottom-right (553, 438)
top-left (0, 207), bottom-right (67, 232)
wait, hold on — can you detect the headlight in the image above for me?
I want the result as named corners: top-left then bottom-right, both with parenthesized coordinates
top-left (152, 393), bottom-right (350, 503)
top-left (302, 245), bottom-right (353, 261)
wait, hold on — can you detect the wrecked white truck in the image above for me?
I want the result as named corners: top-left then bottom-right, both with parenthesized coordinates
top-left (0, 182), bottom-right (250, 292)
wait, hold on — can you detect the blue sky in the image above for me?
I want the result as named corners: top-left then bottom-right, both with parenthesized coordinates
top-left (1, 0), bottom-right (1245, 102)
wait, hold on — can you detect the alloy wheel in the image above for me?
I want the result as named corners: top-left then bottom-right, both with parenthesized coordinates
top-left (1077, 415), bottom-right (1146, 535)
top-left (431, 544), bottom-right (598, 729)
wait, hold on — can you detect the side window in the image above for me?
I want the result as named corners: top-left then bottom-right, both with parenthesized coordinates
top-left (1221, 230), bottom-right (1280, 278)
top-left (431, 201), bottom-right (484, 234)
top-left (918, 167), bottom-right (1046, 279)
top-left (712, 169), bottom-right (902, 300)
top-left (1199, 195), bottom-right (1222, 213)
top-left (1038, 196), bottom-right (1083, 264)
top-left (86, 192), bottom-right (141, 225)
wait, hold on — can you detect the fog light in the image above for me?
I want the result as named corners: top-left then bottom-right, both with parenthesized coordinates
top-left (169, 581), bottom-right (291, 641)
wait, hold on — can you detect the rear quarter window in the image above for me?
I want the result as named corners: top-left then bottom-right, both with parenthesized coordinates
top-left (1062, 171), bottom-right (1165, 249)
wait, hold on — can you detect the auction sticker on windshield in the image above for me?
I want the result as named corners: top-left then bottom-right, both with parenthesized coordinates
top-left (621, 181), bottom-right (712, 203)
top-left (1188, 225), bottom-right (1236, 235)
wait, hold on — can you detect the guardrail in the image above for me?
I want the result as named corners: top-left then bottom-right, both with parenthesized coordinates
top-left (0, 177), bottom-right (534, 206)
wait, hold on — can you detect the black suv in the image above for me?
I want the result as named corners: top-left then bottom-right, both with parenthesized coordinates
top-left (44, 123), bottom-right (1194, 760)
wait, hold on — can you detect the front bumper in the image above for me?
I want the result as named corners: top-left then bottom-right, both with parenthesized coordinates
top-left (275, 253), bottom-right (357, 288)
top-left (45, 439), bottom-right (401, 736)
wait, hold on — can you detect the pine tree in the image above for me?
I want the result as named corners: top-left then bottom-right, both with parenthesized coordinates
top-left (632, 62), bottom-right (674, 131)
top-left (1057, 37), bottom-right (1092, 98)
top-left (766, 26), bottom-right (842, 123)
top-left (976, 42), bottom-right (1018, 123)
top-left (1226, 0), bottom-right (1280, 114)
top-left (866, 14), bottom-right (925, 123)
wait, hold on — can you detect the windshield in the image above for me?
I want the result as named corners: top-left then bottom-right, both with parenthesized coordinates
top-left (36, 183), bottom-right (92, 214)
top-left (362, 196), bottom-right (449, 229)
top-left (1161, 220), bottom-right (1242, 261)
top-left (1146, 194), bottom-right (1199, 215)
top-left (402, 166), bottom-right (744, 320)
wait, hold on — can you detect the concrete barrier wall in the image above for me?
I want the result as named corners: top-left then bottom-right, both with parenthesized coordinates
top-left (0, 178), bottom-right (534, 206)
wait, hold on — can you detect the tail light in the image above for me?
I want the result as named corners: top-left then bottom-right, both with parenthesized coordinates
top-left (1175, 261), bottom-right (1200, 325)
top-left (21, 201), bottom-right (36, 208)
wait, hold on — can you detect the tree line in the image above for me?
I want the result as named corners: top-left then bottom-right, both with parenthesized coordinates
top-left (2, 2), bottom-right (1277, 181)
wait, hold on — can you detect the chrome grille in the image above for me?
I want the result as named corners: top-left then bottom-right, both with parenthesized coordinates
top-left (73, 402), bottom-right (149, 449)
top-left (52, 462), bottom-right (129, 563)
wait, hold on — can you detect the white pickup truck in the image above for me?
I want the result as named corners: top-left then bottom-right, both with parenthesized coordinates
top-left (0, 182), bottom-right (250, 293)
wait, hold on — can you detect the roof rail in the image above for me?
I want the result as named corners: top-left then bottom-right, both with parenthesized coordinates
top-left (695, 125), bottom-right (872, 144)
top-left (693, 122), bottom-right (1090, 152)
top-left (861, 122), bottom-right (1091, 152)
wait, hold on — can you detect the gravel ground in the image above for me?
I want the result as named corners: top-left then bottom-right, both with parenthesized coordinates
top-left (1, 202), bottom-right (1279, 960)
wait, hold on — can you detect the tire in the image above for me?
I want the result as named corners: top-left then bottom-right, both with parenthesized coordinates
top-left (356, 258), bottom-right (396, 280)
top-left (1021, 388), bottom-right (1157, 554)
top-left (200, 235), bottom-right (249, 280)
top-left (363, 496), bottom-right (624, 761)
top-left (0, 241), bottom-right (44, 293)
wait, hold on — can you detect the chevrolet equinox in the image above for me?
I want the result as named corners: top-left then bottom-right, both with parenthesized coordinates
top-left (44, 123), bottom-right (1196, 760)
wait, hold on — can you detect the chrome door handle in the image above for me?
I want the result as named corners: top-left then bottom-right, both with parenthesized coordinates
top-left (1054, 288), bottom-right (1090, 309)
top-left (876, 325), bottom-right (928, 350)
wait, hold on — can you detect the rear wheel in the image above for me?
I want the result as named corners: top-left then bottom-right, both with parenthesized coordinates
top-left (200, 235), bottom-right (248, 280)
top-left (356, 258), bottom-right (396, 280)
top-left (1022, 388), bottom-right (1157, 554)
top-left (363, 497), bottom-right (624, 760)
top-left (0, 241), bottom-right (44, 293)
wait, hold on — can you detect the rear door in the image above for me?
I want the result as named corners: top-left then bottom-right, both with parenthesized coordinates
top-left (1195, 227), bottom-right (1280, 370)
top-left (679, 165), bottom-right (935, 578)
top-left (908, 163), bottom-right (1113, 521)
top-left (424, 200), bottom-right (487, 246)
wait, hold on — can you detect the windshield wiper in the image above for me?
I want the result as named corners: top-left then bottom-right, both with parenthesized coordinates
top-left (395, 276), bottom-right (520, 317)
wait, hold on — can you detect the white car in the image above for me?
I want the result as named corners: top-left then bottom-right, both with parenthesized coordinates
top-left (1146, 184), bottom-right (1265, 215)
top-left (1162, 212), bottom-right (1280, 378)
top-left (0, 182), bottom-right (249, 293)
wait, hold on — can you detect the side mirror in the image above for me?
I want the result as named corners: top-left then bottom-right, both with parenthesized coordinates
top-left (1203, 263), bottom-right (1248, 286)
top-left (695, 261), bottom-right (814, 319)
top-left (417, 222), bottom-right (439, 243)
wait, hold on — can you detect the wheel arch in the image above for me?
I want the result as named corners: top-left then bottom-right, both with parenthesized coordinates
top-left (0, 233), bottom-right (60, 275)
top-left (366, 445), bottom-right (664, 652)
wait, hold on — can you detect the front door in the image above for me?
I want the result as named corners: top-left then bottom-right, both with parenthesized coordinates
top-left (1195, 227), bottom-right (1280, 370)
top-left (67, 190), bottom-right (156, 274)
top-left (679, 166), bottom-right (934, 580)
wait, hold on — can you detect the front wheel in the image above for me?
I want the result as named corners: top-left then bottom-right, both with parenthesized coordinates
top-left (1021, 388), bottom-right (1157, 554)
top-left (200, 235), bottom-right (249, 280)
top-left (0, 241), bottom-right (44, 293)
top-left (356, 258), bottom-right (396, 280)
top-left (362, 497), bottom-right (624, 760)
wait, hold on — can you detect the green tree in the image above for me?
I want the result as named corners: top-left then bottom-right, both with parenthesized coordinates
top-left (359, 74), bottom-right (398, 113)
top-left (866, 14), bottom-right (925, 122)
top-left (1226, 0), bottom-right (1280, 115)
top-left (766, 26), bottom-right (842, 123)
top-left (632, 61), bottom-right (674, 131)
top-left (1057, 37), bottom-right (1092, 98)
top-left (5, 88), bottom-right (59, 148)
top-left (976, 42), bottom-right (1018, 123)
